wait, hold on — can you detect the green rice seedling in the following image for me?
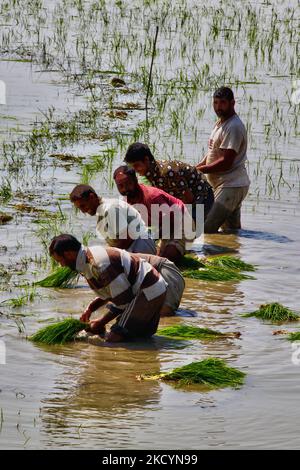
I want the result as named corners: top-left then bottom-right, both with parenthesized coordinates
top-left (30, 318), bottom-right (87, 345)
top-left (205, 255), bottom-right (255, 272)
top-left (182, 266), bottom-right (254, 282)
top-left (140, 358), bottom-right (245, 389)
top-left (157, 324), bottom-right (240, 340)
top-left (0, 180), bottom-right (12, 202)
top-left (35, 266), bottom-right (79, 288)
top-left (287, 331), bottom-right (300, 341)
top-left (242, 303), bottom-right (299, 323)
top-left (177, 254), bottom-right (205, 270)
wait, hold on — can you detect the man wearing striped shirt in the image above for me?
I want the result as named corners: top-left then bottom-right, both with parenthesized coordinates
top-left (49, 234), bottom-right (181, 342)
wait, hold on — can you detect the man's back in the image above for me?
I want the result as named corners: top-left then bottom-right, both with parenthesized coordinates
top-left (96, 197), bottom-right (149, 245)
top-left (145, 159), bottom-right (211, 203)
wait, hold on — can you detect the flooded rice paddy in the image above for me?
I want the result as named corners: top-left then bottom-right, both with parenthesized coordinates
top-left (0, 0), bottom-right (299, 449)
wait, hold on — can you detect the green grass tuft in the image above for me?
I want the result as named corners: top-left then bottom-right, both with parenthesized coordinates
top-left (30, 318), bottom-right (86, 345)
top-left (141, 358), bottom-right (245, 389)
top-left (287, 331), bottom-right (300, 341)
top-left (182, 266), bottom-right (254, 281)
top-left (34, 266), bottom-right (79, 288)
top-left (157, 324), bottom-right (224, 340)
top-left (177, 254), bottom-right (205, 270)
top-left (242, 303), bottom-right (299, 323)
top-left (205, 255), bottom-right (255, 272)
top-left (179, 255), bottom-right (255, 281)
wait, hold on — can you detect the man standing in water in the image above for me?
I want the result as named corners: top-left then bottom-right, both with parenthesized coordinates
top-left (196, 87), bottom-right (250, 232)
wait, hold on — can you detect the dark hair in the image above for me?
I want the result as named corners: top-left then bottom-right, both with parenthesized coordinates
top-left (213, 87), bottom-right (234, 101)
top-left (113, 165), bottom-right (138, 180)
top-left (49, 234), bottom-right (81, 257)
top-left (70, 184), bottom-right (97, 202)
top-left (124, 142), bottom-right (154, 163)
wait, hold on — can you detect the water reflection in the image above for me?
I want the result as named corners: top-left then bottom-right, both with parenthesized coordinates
top-left (39, 343), bottom-right (164, 445)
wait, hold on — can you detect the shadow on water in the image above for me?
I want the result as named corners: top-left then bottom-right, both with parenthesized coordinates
top-left (237, 229), bottom-right (292, 244)
top-left (175, 308), bottom-right (198, 317)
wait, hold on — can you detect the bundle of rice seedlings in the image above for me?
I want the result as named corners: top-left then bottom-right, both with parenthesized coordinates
top-left (177, 254), bottom-right (205, 270)
top-left (287, 331), bottom-right (300, 341)
top-left (35, 266), bottom-right (79, 288)
top-left (182, 266), bottom-right (253, 281)
top-left (205, 255), bottom-right (255, 272)
top-left (157, 324), bottom-right (223, 340)
top-left (140, 358), bottom-right (245, 389)
top-left (30, 318), bottom-right (87, 345)
top-left (242, 303), bottom-right (299, 323)
top-left (157, 324), bottom-right (240, 341)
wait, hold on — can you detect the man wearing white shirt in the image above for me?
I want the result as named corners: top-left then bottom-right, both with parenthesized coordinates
top-left (70, 184), bottom-right (156, 254)
top-left (197, 87), bottom-right (250, 233)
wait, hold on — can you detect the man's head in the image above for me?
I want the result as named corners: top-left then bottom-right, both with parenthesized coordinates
top-left (124, 142), bottom-right (154, 176)
top-left (213, 87), bottom-right (235, 119)
top-left (70, 184), bottom-right (100, 216)
top-left (113, 165), bottom-right (139, 197)
top-left (49, 234), bottom-right (81, 271)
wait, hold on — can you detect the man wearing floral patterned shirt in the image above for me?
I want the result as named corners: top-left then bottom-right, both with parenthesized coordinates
top-left (124, 142), bottom-right (214, 230)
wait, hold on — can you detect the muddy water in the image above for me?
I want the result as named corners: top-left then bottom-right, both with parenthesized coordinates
top-left (0, 0), bottom-right (300, 450)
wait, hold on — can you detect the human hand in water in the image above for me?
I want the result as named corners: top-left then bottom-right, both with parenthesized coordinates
top-left (80, 307), bottom-right (93, 322)
top-left (88, 319), bottom-right (106, 336)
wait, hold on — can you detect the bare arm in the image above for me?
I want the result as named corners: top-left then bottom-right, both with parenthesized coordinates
top-left (91, 308), bottom-right (121, 328)
top-left (80, 297), bottom-right (108, 322)
top-left (196, 148), bottom-right (236, 173)
top-left (197, 155), bottom-right (207, 166)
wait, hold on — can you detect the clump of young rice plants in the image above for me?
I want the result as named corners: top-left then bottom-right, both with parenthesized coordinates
top-left (140, 358), bottom-right (245, 389)
top-left (157, 324), bottom-right (241, 340)
top-left (181, 266), bottom-right (254, 282)
top-left (1, 287), bottom-right (38, 308)
top-left (177, 254), bottom-right (205, 270)
top-left (179, 254), bottom-right (256, 281)
top-left (30, 318), bottom-right (87, 345)
top-left (205, 255), bottom-right (255, 272)
top-left (34, 266), bottom-right (79, 288)
top-left (287, 331), bottom-right (300, 342)
top-left (242, 303), bottom-right (299, 323)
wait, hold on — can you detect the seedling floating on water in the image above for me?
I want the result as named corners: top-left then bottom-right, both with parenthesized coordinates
top-left (177, 254), bottom-right (204, 270)
top-left (179, 255), bottom-right (255, 282)
top-left (157, 324), bottom-right (241, 341)
top-left (30, 318), bottom-right (87, 345)
top-left (242, 303), bottom-right (299, 323)
top-left (34, 266), bottom-right (79, 288)
top-left (285, 331), bottom-right (300, 342)
top-left (182, 266), bottom-right (254, 282)
top-left (205, 255), bottom-right (255, 272)
top-left (139, 358), bottom-right (245, 389)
